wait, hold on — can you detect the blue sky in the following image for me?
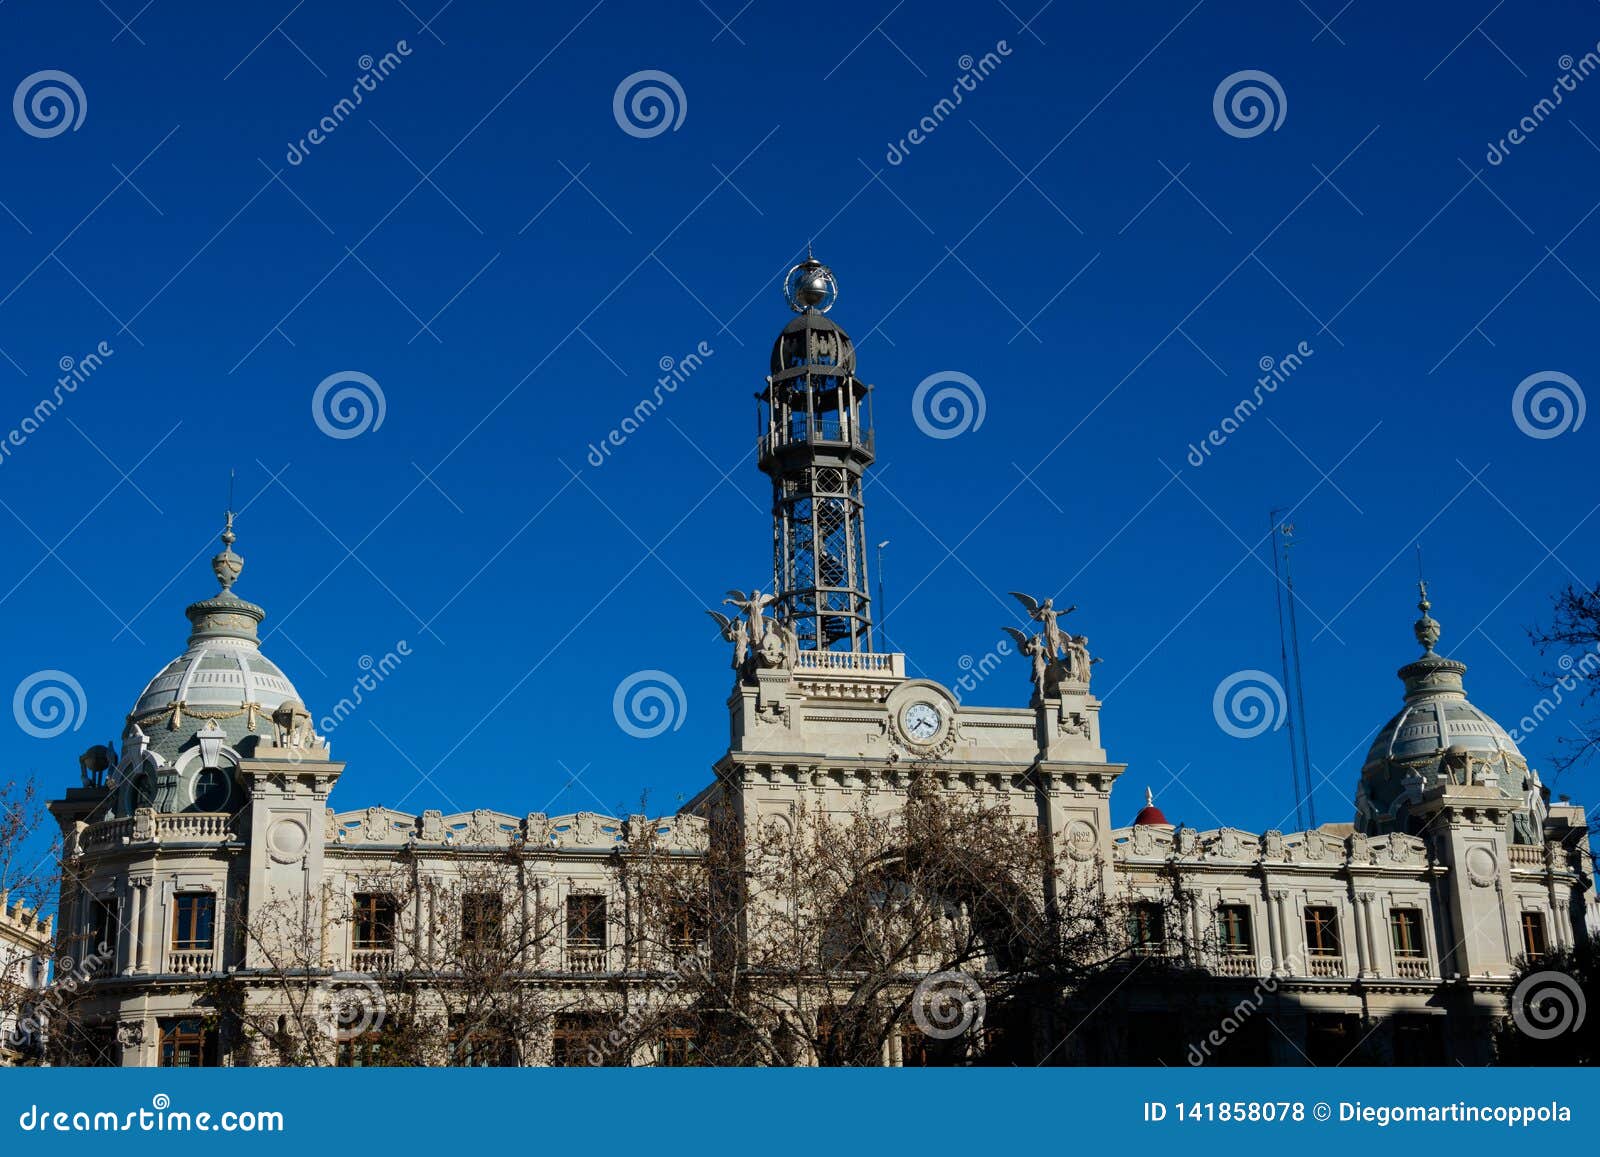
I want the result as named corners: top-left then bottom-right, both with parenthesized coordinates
top-left (2, 0), bottom-right (1599, 866)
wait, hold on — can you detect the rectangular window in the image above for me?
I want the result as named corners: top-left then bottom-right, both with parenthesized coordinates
top-left (159, 1018), bottom-right (217, 1067)
top-left (1520, 911), bottom-right (1549, 960)
top-left (171, 894), bottom-right (215, 951)
top-left (658, 1026), bottom-right (701, 1067)
top-left (551, 1014), bottom-right (609, 1066)
top-left (566, 895), bottom-right (606, 948)
top-left (88, 896), bottom-right (120, 960)
top-left (1129, 902), bottom-right (1165, 952)
top-left (1218, 905), bottom-right (1253, 953)
top-left (336, 1034), bottom-right (385, 1068)
top-left (1389, 908), bottom-right (1425, 957)
top-left (1303, 907), bottom-right (1341, 956)
top-left (461, 893), bottom-right (503, 952)
top-left (353, 893), bottom-right (397, 950)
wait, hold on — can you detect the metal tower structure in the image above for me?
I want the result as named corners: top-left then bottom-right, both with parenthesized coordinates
top-left (757, 252), bottom-right (877, 652)
top-left (1270, 512), bottom-right (1317, 830)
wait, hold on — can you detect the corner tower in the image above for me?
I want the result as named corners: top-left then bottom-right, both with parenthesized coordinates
top-left (758, 252), bottom-right (876, 651)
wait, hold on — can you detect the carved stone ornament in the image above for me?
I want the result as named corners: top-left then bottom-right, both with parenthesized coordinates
top-left (116, 1021), bottom-right (145, 1048)
top-left (420, 810), bottom-right (445, 842)
top-left (1063, 819), bottom-right (1097, 861)
top-left (131, 807), bottom-right (155, 843)
top-left (1130, 825), bottom-right (1155, 856)
top-left (1465, 844), bottom-right (1498, 887)
top-left (1263, 830), bottom-right (1285, 859)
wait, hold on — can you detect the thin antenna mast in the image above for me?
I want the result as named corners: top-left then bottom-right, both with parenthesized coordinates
top-left (1281, 523), bottom-right (1317, 828)
top-left (1269, 511), bottom-right (1309, 831)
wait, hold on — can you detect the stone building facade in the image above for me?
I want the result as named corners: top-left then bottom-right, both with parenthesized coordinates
top-left (39, 256), bottom-right (1600, 1067)
top-left (0, 894), bottom-right (52, 1062)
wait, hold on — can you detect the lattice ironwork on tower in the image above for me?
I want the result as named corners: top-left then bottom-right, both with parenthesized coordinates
top-left (757, 253), bottom-right (877, 652)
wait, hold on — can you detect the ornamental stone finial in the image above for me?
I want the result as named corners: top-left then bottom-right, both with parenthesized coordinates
top-left (1413, 579), bottom-right (1440, 655)
top-left (212, 509), bottom-right (243, 593)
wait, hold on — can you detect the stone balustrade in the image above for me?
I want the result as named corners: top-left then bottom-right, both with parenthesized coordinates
top-left (1393, 956), bottom-right (1430, 979)
top-left (350, 949), bottom-right (394, 973)
top-left (77, 812), bottom-right (233, 852)
top-left (564, 947), bottom-right (609, 974)
top-left (1507, 844), bottom-right (1546, 868)
top-left (1306, 955), bottom-right (1344, 978)
top-left (167, 949), bottom-right (215, 975)
top-left (793, 651), bottom-right (904, 676)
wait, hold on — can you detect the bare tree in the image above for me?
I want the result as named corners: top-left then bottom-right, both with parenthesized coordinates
top-left (1528, 583), bottom-right (1600, 784)
top-left (623, 774), bottom-right (1187, 1066)
top-left (0, 778), bottom-right (59, 1064)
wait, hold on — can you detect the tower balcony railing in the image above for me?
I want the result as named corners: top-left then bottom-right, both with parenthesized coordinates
top-left (1507, 844), bottom-right (1545, 868)
top-left (758, 422), bottom-right (874, 459)
top-left (76, 812), bottom-right (233, 853)
top-left (793, 651), bottom-right (904, 677)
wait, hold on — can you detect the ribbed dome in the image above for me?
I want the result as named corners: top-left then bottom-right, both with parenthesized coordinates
top-left (1356, 585), bottom-right (1543, 840)
top-left (120, 516), bottom-right (308, 777)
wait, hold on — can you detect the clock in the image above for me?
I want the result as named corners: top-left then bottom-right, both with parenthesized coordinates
top-left (901, 701), bottom-right (943, 743)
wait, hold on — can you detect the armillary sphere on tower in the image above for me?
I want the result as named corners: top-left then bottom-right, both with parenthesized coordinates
top-left (783, 248), bottom-right (838, 314)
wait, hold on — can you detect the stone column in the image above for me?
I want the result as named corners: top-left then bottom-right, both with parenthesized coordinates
top-left (129, 876), bottom-right (152, 974)
top-left (1358, 892), bottom-right (1379, 976)
top-left (1349, 889), bottom-right (1369, 976)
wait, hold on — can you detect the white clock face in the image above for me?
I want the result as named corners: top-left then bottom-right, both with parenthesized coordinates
top-left (903, 701), bottom-right (942, 742)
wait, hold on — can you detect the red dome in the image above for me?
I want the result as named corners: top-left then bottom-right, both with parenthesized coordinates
top-left (1132, 787), bottom-right (1169, 826)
